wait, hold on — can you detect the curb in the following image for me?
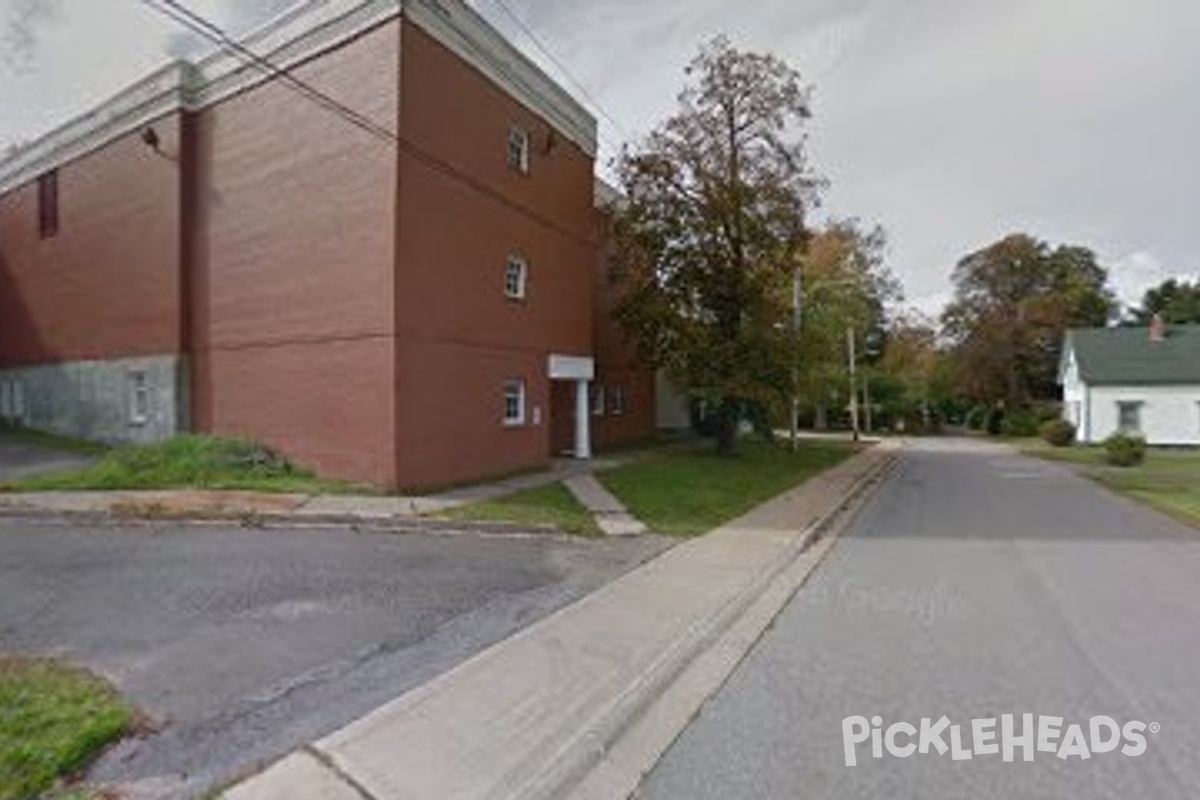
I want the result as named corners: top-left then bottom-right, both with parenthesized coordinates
top-left (0, 506), bottom-right (569, 539)
top-left (513, 449), bottom-right (898, 800)
top-left (219, 445), bottom-right (899, 800)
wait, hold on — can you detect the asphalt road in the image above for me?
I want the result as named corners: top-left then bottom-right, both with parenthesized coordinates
top-left (639, 438), bottom-right (1200, 800)
top-left (0, 518), bottom-right (670, 799)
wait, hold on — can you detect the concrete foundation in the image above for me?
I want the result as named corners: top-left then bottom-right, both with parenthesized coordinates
top-left (0, 354), bottom-right (186, 444)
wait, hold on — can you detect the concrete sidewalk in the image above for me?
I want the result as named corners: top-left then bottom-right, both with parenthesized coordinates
top-left (0, 454), bottom-right (658, 538)
top-left (0, 457), bottom-right (633, 528)
top-left (223, 442), bottom-right (899, 800)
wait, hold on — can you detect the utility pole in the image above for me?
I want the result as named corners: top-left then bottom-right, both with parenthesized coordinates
top-left (847, 326), bottom-right (860, 442)
top-left (863, 371), bottom-right (872, 434)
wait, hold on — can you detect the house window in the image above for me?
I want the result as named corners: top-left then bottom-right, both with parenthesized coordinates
top-left (129, 371), bottom-right (151, 425)
top-left (611, 385), bottom-right (628, 416)
top-left (38, 170), bottom-right (58, 239)
top-left (507, 125), bottom-right (530, 174)
top-left (503, 379), bottom-right (526, 427)
top-left (591, 385), bottom-right (605, 417)
top-left (1116, 401), bottom-right (1142, 434)
top-left (505, 255), bottom-right (528, 300)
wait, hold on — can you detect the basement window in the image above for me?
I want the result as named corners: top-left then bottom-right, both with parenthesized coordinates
top-left (503, 379), bottom-right (526, 427)
top-left (129, 371), bottom-right (151, 425)
top-left (507, 125), bottom-right (530, 174)
top-left (505, 255), bottom-right (528, 300)
top-left (2, 379), bottom-right (27, 425)
top-left (38, 170), bottom-right (58, 239)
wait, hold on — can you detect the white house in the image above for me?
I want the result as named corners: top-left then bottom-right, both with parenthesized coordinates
top-left (1060, 318), bottom-right (1200, 445)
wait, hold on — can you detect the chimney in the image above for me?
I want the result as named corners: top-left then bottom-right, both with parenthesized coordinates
top-left (1149, 313), bottom-right (1166, 342)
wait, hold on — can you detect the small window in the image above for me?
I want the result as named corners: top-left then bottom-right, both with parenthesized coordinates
top-left (503, 379), bottom-right (526, 427)
top-left (10, 380), bottom-right (26, 423)
top-left (591, 385), bottom-right (605, 417)
top-left (129, 371), bottom-right (151, 425)
top-left (0, 381), bottom-right (12, 421)
top-left (611, 385), bottom-right (628, 416)
top-left (1117, 401), bottom-right (1142, 434)
top-left (507, 125), bottom-right (530, 174)
top-left (505, 255), bottom-right (528, 300)
top-left (38, 170), bottom-right (58, 239)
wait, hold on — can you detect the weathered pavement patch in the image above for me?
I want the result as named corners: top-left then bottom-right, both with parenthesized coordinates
top-left (0, 432), bottom-right (95, 481)
top-left (0, 519), bottom-right (671, 798)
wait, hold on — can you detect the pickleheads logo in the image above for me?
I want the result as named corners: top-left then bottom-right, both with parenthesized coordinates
top-left (842, 714), bottom-right (1159, 767)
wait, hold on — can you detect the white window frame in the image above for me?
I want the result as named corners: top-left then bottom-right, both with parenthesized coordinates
top-left (611, 385), bottom-right (628, 416)
top-left (505, 254), bottom-right (528, 300)
top-left (129, 370), bottom-right (151, 425)
top-left (10, 380), bottom-right (25, 424)
top-left (1116, 400), bottom-right (1142, 434)
top-left (507, 125), bottom-right (530, 174)
top-left (503, 379), bottom-right (527, 427)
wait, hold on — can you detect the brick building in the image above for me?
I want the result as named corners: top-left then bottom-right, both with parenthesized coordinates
top-left (0, 0), bottom-right (657, 489)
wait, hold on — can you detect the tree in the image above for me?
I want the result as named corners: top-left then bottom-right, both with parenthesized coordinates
top-left (795, 220), bottom-right (899, 429)
top-left (941, 234), bottom-right (1114, 405)
top-left (612, 37), bottom-right (822, 454)
top-left (876, 311), bottom-right (938, 429)
top-left (1130, 278), bottom-right (1200, 324)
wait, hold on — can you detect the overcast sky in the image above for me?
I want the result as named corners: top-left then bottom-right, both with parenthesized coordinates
top-left (3, 0), bottom-right (1198, 315)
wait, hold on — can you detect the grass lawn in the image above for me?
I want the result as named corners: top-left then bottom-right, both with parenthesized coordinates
top-left (0, 658), bottom-right (134, 800)
top-left (440, 483), bottom-right (600, 536)
top-left (1025, 442), bottom-right (1200, 527)
top-left (599, 439), bottom-right (857, 536)
top-left (0, 434), bottom-right (373, 495)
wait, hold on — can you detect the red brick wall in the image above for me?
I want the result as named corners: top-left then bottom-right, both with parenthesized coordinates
top-left (0, 117), bottom-right (184, 367)
top-left (591, 207), bottom-right (657, 450)
top-left (394, 19), bottom-right (595, 488)
top-left (189, 21), bottom-right (401, 485)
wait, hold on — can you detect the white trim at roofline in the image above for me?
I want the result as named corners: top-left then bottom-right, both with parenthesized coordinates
top-left (0, 0), bottom-right (596, 195)
top-left (403, 0), bottom-right (596, 157)
top-left (0, 61), bottom-right (197, 196)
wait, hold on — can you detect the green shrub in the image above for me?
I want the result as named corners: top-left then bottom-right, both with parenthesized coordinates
top-left (985, 406), bottom-right (1005, 436)
top-left (1039, 419), bottom-right (1076, 447)
top-left (1001, 408), bottom-right (1041, 437)
top-left (1104, 432), bottom-right (1146, 467)
top-left (1034, 403), bottom-right (1063, 423)
top-left (965, 406), bottom-right (987, 431)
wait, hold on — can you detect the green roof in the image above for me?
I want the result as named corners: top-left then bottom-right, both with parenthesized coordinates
top-left (1067, 324), bottom-right (1200, 385)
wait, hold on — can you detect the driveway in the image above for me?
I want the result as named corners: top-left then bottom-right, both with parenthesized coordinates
top-left (639, 438), bottom-right (1200, 799)
top-left (0, 518), bottom-right (671, 798)
top-left (0, 431), bottom-right (95, 480)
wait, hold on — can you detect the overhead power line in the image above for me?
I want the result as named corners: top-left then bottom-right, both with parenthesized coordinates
top-left (485, 0), bottom-right (632, 144)
top-left (140, 0), bottom-right (398, 144)
top-left (136, 0), bottom-right (605, 243)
